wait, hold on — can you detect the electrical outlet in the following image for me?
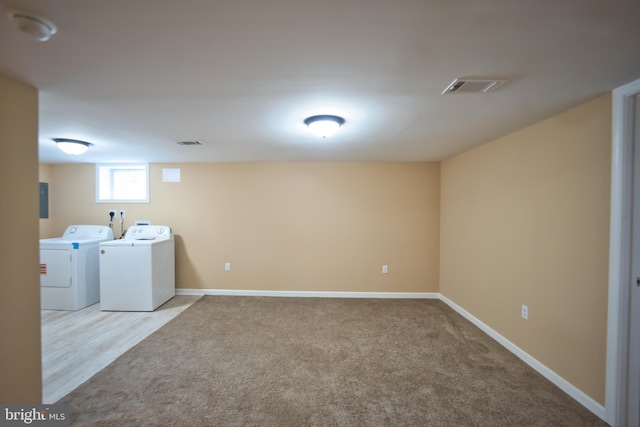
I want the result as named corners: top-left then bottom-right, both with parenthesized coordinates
top-left (521, 305), bottom-right (528, 320)
top-left (225, 262), bottom-right (231, 271)
top-left (108, 209), bottom-right (116, 217)
top-left (382, 264), bottom-right (388, 274)
top-left (119, 210), bottom-right (125, 218)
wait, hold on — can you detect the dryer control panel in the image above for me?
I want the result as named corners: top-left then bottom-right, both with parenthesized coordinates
top-left (62, 225), bottom-right (113, 240)
top-left (124, 225), bottom-right (173, 241)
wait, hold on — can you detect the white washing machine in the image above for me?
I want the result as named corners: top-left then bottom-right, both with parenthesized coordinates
top-left (40, 225), bottom-right (114, 310)
top-left (99, 225), bottom-right (175, 311)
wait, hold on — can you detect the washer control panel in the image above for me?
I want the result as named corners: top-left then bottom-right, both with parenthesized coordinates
top-left (124, 225), bottom-right (173, 241)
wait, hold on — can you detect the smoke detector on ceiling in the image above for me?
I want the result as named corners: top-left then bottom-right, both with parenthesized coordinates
top-left (442, 78), bottom-right (507, 94)
top-left (7, 9), bottom-right (57, 41)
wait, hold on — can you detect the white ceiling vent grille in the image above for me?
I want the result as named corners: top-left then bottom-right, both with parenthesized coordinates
top-left (442, 78), bottom-right (506, 94)
top-left (176, 140), bottom-right (203, 146)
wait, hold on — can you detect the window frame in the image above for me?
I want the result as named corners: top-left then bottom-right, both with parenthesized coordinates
top-left (95, 163), bottom-right (150, 203)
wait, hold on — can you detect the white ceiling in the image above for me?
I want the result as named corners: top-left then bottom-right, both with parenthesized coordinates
top-left (1, 0), bottom-right (639, 164)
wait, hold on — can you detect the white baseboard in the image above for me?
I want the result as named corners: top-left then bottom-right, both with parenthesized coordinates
top-left (175, 288), bottom-right (439, 299)
top-left (439, 294), bottom-right (606, 421)
top-left (173, 287), bottom-right (605, 421)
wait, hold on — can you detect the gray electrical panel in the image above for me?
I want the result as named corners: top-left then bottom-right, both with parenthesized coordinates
top-left (39, 182), bottom-right (48, 219)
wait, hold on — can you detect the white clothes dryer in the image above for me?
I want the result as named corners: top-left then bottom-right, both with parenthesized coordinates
top-left (99, 225), bottom-right (175, 311)
top-left (40, 225), bottom-right (114, 310)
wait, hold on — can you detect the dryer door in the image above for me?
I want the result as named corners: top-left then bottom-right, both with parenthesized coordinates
top-left (40, 249), bottom-right (72, 288)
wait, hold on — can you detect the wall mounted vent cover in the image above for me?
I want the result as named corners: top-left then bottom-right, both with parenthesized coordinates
top-left (442, 78), bottom-right (506, 94)
top-left (176, 140), bottom-right (203, 146)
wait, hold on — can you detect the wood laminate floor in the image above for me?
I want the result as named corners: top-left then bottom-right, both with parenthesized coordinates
top-left (41, 295), bottom-right (201, 404)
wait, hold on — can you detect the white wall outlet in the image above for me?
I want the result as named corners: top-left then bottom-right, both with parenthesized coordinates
top-left (119, 210), bottom-right (125, 218)
top-left (521, 305), bottom-right (529, 320)
top-left (225, 262), bottom-right (231, 271)
top-left (382, 264), bottom-right (388, 274)
top-left (108, 209), bottom-right (116, 217)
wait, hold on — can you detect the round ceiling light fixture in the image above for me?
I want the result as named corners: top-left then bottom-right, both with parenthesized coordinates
top-left (53, 138), bottom-right (93, 155)
top-left (304, 115), bottom-right (345, 138)
top-left (8, 9), bottom-right (57, 41)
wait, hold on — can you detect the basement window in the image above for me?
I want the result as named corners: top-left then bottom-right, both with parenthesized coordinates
top-left (96, 163), bottom-right (149, 203)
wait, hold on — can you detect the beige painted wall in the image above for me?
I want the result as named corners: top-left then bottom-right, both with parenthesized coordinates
top-left (46, 162), bottom-right (440, 293)
top-left (0, 74), bottom-right (41, 403)
top-left (440, 94), bottom-right (612, 404)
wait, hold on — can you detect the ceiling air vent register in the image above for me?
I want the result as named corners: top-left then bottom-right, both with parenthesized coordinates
top-left (442, 79), bottom-right (507, 94)
top-left (175, 141), bottom-right (203, 146)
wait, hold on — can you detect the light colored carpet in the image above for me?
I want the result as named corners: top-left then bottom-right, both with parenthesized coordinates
top-left (59, 296), bottom-right (607, 426)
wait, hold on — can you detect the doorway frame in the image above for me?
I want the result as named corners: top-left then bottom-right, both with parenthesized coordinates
top-left (606, 77), bottom-right (640, 426)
